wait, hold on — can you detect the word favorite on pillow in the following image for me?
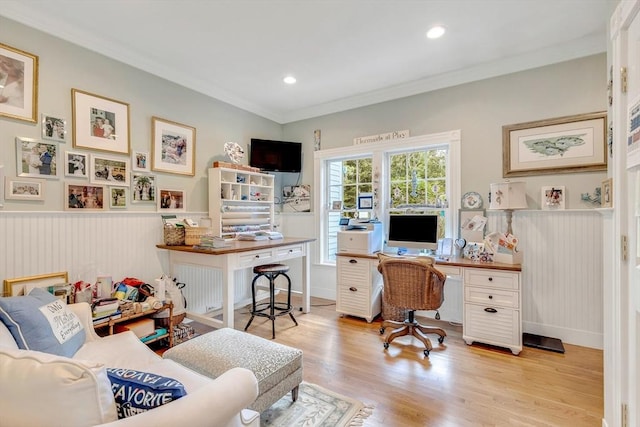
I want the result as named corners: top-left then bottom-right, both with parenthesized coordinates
top-left (106, 368), bottom-right (187, 419)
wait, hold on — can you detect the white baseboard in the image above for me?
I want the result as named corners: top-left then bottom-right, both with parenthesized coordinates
top-left (523, 321), bottom-right (603, 349)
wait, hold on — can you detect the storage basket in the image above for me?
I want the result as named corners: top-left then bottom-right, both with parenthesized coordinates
top-left (185, 227), bottom-right (209, 246)
top-left (163, 225), bottom-right (185, 246)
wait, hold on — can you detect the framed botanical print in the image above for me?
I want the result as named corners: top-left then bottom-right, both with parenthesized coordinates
top-left (72, 89), bottom-right (130, 154)
top-left (0, 42), bottom-right (38, 123)
top-left (15, 137), bottom-right (59, 179)
top-left (151, 117), bottom-right (196, 176)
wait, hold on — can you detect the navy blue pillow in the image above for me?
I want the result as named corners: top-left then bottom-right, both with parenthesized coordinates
top-left (106, 368), bottom-right (187, 418)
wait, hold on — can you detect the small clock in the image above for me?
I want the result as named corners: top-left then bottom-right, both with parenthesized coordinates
top-left (462, 191), bottom-right (483, 209)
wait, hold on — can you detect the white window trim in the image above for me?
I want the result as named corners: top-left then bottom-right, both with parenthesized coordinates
top-left (314, 130), bottom-right (462, 265)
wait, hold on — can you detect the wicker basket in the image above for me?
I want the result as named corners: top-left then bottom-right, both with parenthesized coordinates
top-left (185, 227), bottom-right (209, 246)
top-left (381, 290), bottom-right (408, 322)
top-left (163, 225), bottom-right (185, 245)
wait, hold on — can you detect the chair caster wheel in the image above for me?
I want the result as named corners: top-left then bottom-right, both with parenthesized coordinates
top-left (383, 342), bottom-right (389, 349)
top-left (379, 327), bottom-right (385, 335)
top-left (438, 336), bottom-right (445, 344)
top-left (423, 349), bottom-right (430, 357)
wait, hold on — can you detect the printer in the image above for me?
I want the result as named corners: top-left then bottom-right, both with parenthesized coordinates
top-left (337, 220), bottom-right (384, 254)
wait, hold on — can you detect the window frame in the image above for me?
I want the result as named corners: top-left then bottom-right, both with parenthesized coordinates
top-left (313, 131), bottom-right (462, 265)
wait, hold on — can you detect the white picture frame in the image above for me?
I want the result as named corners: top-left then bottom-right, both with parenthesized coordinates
top-left (41, 113), bottom-right (67, 142)
top-left (5, 177), bottom-right (45, 200)
top-left (131, 173), bottom-right (156, 203)
top-left (132, 150), bottom-right (150, 172)
top-left (15, 137), bottom-right (60, 179)
top-left (109, 187), bottom-right (127, 209)
top-left (90, 154), bottom-right (130, 187)
top-left (64, 151), bottom-right (89, 178)
top-left (541, 186), bottom-right (566, 210)
top-left (157, 188), bottom-right (185, 212)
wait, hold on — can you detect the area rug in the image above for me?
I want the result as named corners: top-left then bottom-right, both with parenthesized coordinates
top-left (261, 382), bottom-right (373, 426)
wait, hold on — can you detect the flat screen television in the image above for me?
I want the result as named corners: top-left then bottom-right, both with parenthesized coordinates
top-left (386, 214), bottom-right (440, 251)
top-left (249, 138), bottom-right (302, 172)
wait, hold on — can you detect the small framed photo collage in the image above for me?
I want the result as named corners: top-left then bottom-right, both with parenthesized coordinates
top-left (1, 47), bottom-right (192, 211)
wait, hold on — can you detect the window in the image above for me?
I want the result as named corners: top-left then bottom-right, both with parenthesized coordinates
top-left (314, 131), bottom-right (461, 264)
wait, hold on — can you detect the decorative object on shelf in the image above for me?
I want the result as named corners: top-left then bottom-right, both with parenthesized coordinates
top-left (72, 89), bottom-right (130, 154)
top-left (151, 116), bottom-right (196, 176)
top-left (489, 181), bottom-right (527, 235)
top-left (458, 209), bottom-right (486, 243)
top-left (502, 111), bottom-right (607, 177)
top-left (541, 186), bottom-right (565, 210)
top-left (461, 191), bottom-right (483, 209)
top-left (41, 114), bottom-right (67, 142)
top-left (601, 178), bottom-right (613, 208)
top-left (580, 187), bottom-right (601, 205)
top-left (223, 141), bottom-right (244, 164)
top-left (0, 42), bottom-right (38, 123)
top-left (5, 177), bottom-right (45, 201)
top-left (16, 137), bottom-right (60, 179)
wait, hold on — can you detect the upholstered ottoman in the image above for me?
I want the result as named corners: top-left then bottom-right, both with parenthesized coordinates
top-left (163, 327), bottom-right (302, 413)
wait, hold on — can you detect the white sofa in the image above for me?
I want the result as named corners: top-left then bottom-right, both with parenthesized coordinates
top-left (0, 302), bottom-right (260, 427)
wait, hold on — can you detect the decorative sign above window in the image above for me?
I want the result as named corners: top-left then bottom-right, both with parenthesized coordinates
top-left (353, 129), bottom-right (410, 145)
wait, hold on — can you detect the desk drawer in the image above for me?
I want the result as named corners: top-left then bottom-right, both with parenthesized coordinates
top-left (275, 244), bottom-right (305, 261)
top-left (238, 249), bottom-right (274, 268)
top-left (465, 268), bottom-right (519, 290)
top-left (465, 287), bottom-right (519, 309)
top-left (436, 265), bottom-right (462, 278)
top-left (464, 303), bottom-right (520, 345)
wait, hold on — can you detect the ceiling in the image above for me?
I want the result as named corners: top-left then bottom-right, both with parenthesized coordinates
top-left (1, 0), bottom-right (612, 124)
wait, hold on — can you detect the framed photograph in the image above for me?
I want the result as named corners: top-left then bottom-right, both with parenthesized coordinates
top-left (90, 154), bottom-right (130, 187)
top-left (15, 137), bottom-right (59, 179)
top-left (41, 114), bottom-right (67, 142)
top-left (332, 200), bottom-right (343, 210)
top-left (541, 186), bottom-right (566, 210)
top-left (503, 111), bottom-right (607, 177)
top-left (5, 177), bottom-right (45, 200)
top-left (0, 42), bottom-right (38, 123)
top-left (3, 272), bottom-right (68, 297)
top-left (157, 188), bottom-right (185, 212)
top-left (132, 150), bottom-right (150, 172)
top-left (109, 187), bottom-right (127, 209)
top-left (283, 185), bottom-right (311, 212)
top-left (131, 173), bottom-right (156, 203)
top-left (602, 178), bottom-right (613, 208)
top-left (64, 151), bottom-right (88, 178)
top-left (64, 183), bottom-right (105, 210)
top-left (357, 192), bottom-right (373, 209)
top-left (71, 88), bottom-right (130, 154)
top-left (151, 116), bottom-right (196, 176)
top-left (459, 209), bottom-right (486, 243)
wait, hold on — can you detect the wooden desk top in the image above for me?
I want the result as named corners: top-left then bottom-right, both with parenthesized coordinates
top-left (157, 237), bottom-right (315, 256)
top-left (336, 252), bottom-right (522, 272)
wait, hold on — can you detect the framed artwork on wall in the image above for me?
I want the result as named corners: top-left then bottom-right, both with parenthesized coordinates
top-left (151, 117), bottom-right (196, 176)
top-left (65, 183), bottom-right (105, 211)
top-left (503, 111), bottom-right (607, 177)
top-left (131, 173), bottom-right (156, 203)
top-left (64, 151), bottom-right (89, 178)
top-left (0, 42), bottom-right (38, 123)
top-left (132, 150), bottom-right (150, 172)
top-left (157, 188), bottom-right (185, 212)
top-left (72, 89), bottom-right (130, 154)
top-left (89, 154), bottom-right (130, 187)
top-left (4, 177), bottom-right (45, 201)
top-left (3, 272), bottom-right (68, 297)
top-left (15, 137), bottom-right (59, 179)
top-left (109, 187), bottom-right (127, 209)
top-left (41, 114), bottom-right (67, 142)
top-left (541, 186), bottom-right (566, 210)
top-left (601, 178), bottom-right (613, 208)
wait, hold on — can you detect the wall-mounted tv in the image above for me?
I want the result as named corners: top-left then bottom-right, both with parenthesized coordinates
top-left (249, 138), bottom-right (302, 172)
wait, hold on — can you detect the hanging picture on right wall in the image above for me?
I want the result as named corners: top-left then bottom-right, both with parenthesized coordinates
top-left (601, 178), bottom-right (613, 208)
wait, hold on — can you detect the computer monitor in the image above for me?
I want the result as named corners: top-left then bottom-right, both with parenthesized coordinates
top-left (386, 214), bottom-right (440, 251)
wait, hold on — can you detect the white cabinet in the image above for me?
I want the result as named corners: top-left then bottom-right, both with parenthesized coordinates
top-left (336, 255), bottom-right (382, 323)
top-left (208, 167), bottom-right (275, 239)
top-left (462, 267), bottom-right (522, 355)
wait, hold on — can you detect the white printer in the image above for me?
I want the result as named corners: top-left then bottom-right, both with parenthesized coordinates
top-left (337, 220), bottom-right (384, 254)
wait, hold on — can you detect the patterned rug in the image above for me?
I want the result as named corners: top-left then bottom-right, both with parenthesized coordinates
top-left (260, 382), bottom-right (373, 426)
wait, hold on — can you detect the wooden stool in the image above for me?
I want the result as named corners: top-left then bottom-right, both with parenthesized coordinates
top-left (244, 263), bottom-right (298, 339)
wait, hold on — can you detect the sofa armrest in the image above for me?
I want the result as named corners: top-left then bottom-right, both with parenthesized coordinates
top-left (96, 367), bottom-right (260, 427)
top-left (67, 302), bottom-right (102, 342)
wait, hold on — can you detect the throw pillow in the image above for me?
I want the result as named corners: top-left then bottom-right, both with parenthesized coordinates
top-left (0, 287), bottom-right (85, 357)
top-left (0, 348), bottom-right (118, 426)
top-left (106, 368), bottom-right (187, 419)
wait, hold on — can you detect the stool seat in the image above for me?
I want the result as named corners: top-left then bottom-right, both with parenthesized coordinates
top-left (245, 263), bottom-right (297, 339)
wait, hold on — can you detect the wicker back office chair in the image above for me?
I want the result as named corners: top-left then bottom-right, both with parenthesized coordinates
top-left (377, 254), bottom-right (447, 357)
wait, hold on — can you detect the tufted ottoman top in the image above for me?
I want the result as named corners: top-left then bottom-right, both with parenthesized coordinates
top-left (163, 327), bottom-right (302, 396)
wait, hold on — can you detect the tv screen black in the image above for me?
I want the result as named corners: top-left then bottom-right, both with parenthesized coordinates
top-left (249, 139), bottom-right (302, 172)
top-left (387, 214), bottom-right (440, 251)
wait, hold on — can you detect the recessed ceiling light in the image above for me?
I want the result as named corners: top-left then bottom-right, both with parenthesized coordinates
top-left (426, 25), bottom-right (445, 39)
top-left (283, 75), bottom-right (297, 85)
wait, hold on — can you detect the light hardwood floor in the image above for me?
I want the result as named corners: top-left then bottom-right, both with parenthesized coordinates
top-left (192, 296), bottom-right (603, 427)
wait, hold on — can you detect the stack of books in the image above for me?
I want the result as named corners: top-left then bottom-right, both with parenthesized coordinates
top-left (92, 298), bottom-right (121, 326)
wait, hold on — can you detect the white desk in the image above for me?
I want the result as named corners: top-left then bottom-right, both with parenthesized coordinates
top-left (157, 237), bottom-right (315, 329)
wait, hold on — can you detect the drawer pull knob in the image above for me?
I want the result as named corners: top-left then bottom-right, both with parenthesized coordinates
top-left (488, 295), bottom-right (493, 299)
top-left (484, 307), bottom-right (497, 313)
top-left (488, 277), bottom-right (493, 282)
top-left (289, 249), bottom-right (293, 253)
top-left (255, 255), bottom-right (260, 258)
top-left (349, 259), bottom-right (358, 264)
top-left (349, 287), bottom-right (358, 292)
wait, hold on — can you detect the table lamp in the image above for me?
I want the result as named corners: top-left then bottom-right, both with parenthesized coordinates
top-left (489, 181), bottom-right (527, 235)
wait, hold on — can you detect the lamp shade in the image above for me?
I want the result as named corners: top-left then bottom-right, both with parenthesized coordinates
top-left (489, 181), bottom-right (527, 210)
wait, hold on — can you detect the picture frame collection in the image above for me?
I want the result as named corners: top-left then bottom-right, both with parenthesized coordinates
top-left (0, 42), bottom-right (196, 212)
